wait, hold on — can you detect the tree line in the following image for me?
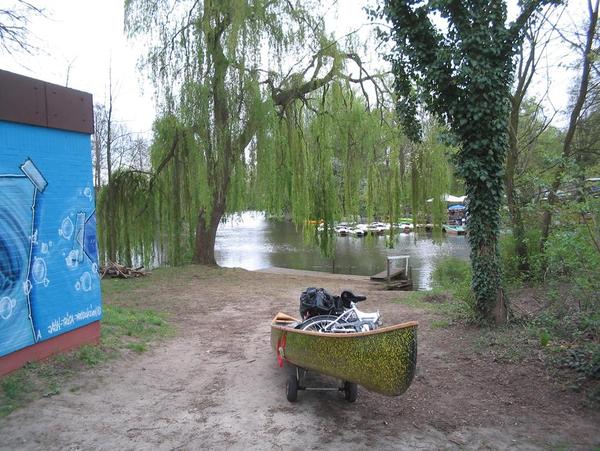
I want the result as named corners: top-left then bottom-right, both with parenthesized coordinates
top-left (88, 0), bottom-right (600, 326)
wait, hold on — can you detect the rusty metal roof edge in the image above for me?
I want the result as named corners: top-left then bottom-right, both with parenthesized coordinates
top-left (0, 68), bottom-right (94, 135)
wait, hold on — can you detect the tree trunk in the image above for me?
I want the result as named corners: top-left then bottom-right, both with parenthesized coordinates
top-left (105, 67), bottom-right (117, 262)
top-left (106, 184), bottom-right (117, 262)
top-left (468, 213), bottom-right (508, 326)
top-left (506, 98), bottom-right (530, 274)
top-left (93, 130), bottom-right (102, 193)
top-left (540, 0), bottom-right (598, 254)
top-left (192, 205), bottom-right (224, 265)
top-left (462, 133), bottom-right (508, 325)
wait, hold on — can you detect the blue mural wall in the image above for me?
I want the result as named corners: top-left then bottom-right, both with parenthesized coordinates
top-left (0, 120), bottom-right (102, 357)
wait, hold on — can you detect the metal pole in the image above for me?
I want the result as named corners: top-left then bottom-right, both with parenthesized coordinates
top-left (386, 257), bottom-right (391, 283)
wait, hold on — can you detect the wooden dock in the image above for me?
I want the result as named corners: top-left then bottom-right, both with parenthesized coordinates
top-left (370, 256), bottom-right (413, 290)
top-left (370, 268), bottom-right (406, 281)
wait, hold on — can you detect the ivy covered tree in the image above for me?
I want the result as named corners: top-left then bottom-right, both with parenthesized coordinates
top-left (372, 0), bottom-right (555, 324)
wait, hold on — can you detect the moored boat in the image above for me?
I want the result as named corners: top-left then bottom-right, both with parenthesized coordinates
top-left (395, 222), bottom-right (414, 233)
top-left (442, 224), bottom-right (466, 235)
top-left (271, 313), bottom-right (418, 397)
top-left (350, 227), bottom-right (366, 237)
top-left (334, 224), bottom-right (351, 236)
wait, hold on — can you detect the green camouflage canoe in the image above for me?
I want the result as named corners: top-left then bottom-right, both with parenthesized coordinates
top-left (271, 313), bottom-right (418, 397)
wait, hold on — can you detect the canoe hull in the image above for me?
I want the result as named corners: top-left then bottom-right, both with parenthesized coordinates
top-left (271, 313), bottom-right (417, 397)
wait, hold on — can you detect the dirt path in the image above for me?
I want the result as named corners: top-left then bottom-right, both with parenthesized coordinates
top-left (0, 267), bottom-right (598, 450)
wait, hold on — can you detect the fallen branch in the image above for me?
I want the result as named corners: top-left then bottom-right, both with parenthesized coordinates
top-left (99, 261), bottom-right (147, 279)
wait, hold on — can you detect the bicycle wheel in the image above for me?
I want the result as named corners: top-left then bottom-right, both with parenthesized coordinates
top-left (297, 315), bottom-right (339, 332)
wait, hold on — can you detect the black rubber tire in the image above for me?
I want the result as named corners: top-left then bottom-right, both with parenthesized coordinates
top-left (286, 374), bottom-right (298, 402)
top-left (344, 381), bottom-right (358, 402)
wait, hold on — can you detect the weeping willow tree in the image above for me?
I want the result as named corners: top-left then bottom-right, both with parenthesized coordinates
top-left (410, 122), bottom-right (454, 230)
top-left (96, 170), bottom-right (154, 266)
top-left (121, 0), bottom-right (403, 264)
top-left (124, 0), bottom-right (345, 263)
top-left (252, 79), bottom-right (421, 250)
top-left (112, 0), bottom-right (457, 268)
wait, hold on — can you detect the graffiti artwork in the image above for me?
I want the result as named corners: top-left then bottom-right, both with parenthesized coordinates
top-left (0, 121), bottom-right (102, 357)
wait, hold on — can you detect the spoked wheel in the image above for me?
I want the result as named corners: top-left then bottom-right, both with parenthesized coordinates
top-left (297, 315), bottom-right (338, 332)
top-left (343, 381), bottom-right (358, 403)
top-left (298, 315), bottom-right (355, 333)
top-left (286, 373), bottom-right (298, 402)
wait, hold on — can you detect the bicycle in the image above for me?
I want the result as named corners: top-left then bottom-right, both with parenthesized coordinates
top-left (296, 291), bottom-right (381, 333)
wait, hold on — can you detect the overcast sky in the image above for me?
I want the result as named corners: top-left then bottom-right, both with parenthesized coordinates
top-left (0, 0), bottom-right (588, 139)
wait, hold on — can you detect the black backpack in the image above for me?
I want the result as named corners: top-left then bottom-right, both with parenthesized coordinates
top-left (299, 287), bottom-right (340, 320)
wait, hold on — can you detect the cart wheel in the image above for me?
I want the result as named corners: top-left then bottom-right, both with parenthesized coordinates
top-left (344, 382), bottom-right (358, 402)
top-left (286, 374), bottom-right (298, 402)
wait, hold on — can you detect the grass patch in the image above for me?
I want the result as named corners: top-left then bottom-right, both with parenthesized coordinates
top-left (473, 327), bottom-right (533, 364)
top-left (127, 343), bottom-right (148, 353)
top-left (430, 319), bottom-right (451, 329)
top-left (0, 295), bottom-right (173, 417)
top-left (77, 345), bottom-right (107, 366)
top-left (102, 305), bottom-right (171, 343)
top-left (395, 288), bottom-right (476, 324)
top-left (0, 372), bottom-right (29, 417)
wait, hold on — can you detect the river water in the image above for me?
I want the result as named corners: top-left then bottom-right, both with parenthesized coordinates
top-left (215, 212), bottom-right (470, 290)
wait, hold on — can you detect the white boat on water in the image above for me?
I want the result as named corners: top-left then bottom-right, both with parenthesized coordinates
top-left (350, 227), bottom-right (366, 237)
top-left (369, 222), bottom-right (389, 235)
top-left (335, 224), bottom-right (351, 236)
top-left (395, 222), bottom-right (414, 233)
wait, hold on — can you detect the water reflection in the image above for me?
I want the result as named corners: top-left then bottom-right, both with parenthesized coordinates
top-left (215, 212), bottom-right (470, 290)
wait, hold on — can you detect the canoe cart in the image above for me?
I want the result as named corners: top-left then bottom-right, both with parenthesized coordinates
top-left (271, 312), bottom-right (418, 402)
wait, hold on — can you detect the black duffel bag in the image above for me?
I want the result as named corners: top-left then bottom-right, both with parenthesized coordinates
top-left (299, 287), bottom-right (342, 320)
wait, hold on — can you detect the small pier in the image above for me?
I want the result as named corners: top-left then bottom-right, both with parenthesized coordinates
top-left (370, 255), bottom-right (413, 290)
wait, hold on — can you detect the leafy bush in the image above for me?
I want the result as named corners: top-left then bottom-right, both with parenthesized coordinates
top-left (431, 257), bottom-right (478, 321)
top-left (528, 293), bottom-right (600, 403)
top-left (431, 256), bottom-right (472, 289)
top-left (544, 226), bottom-right (600, 309)
top-left (499, 228), bottom-right (544, 284)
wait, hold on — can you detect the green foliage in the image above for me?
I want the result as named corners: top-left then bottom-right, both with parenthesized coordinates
top-left (500, 195), bottom-right (599, 400)
top-left (116, 0), bottom-right (458, 266)
top-left (127, 343), bottom-right (148, 353)
top-left (410, 121), bottom-right (454, 228)
top-left (539, 328), bottom-right (551, 347)
top-left (1, 371), bottom-right (27, 402)
top-left (543, 225), bottom-right (600, 307)
top-left (122, 0), bottom-right (337, 264)
top-left (0, 371), bottom-right (29, 417)
top-left (473, 327), bottom-right (532, 364)
top-left (529, 299), bottom-right (600, 402)
top-left (559, 343), bottom-right (600, 382)
top-left (431, 256), bottom-right (472, 289)
top-left (97, 170), bottom-right (154, 266)
top-left (149, 114), bottom-right (208, 266)
top-left (431, 256), bottom-right (478, 321)
top-left (499, 229), bottom-right (544, 283)
top-left (372, 0), bottom-right (554, 323)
